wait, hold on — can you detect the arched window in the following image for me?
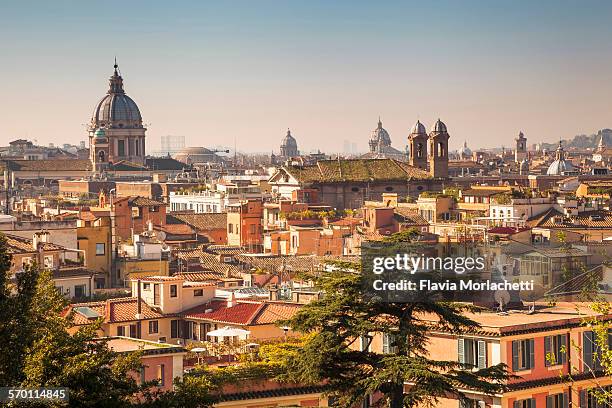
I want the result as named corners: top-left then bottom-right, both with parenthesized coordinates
top-left (98, 150), bottom-right (106, 162)
top-left (438, 142), bottom-right (445, 158)
top-left (416, 143), bottom-right (423, 158)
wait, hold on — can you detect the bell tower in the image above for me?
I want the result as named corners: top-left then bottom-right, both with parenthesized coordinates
top-left (515, 131), bottom-right (527, 163)
top-left (408, 120), bottom-right (427, 170)
top-left (428, 119), bottom-right (450, 178)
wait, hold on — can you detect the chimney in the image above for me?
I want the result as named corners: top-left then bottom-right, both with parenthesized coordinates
top-left (32, 231), bottom-right (50, 250)
top-left (382, 193), bottom-right (398, 208)
top-left (148, 220), bottom-right (153, 232)
top-left (227, 291), bottom-right (236, 308)
top-left (135, 279), bottom-right (142, 339)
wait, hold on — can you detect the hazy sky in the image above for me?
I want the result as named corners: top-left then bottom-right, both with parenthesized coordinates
top-left (1, 0), bottom-right (612, 154)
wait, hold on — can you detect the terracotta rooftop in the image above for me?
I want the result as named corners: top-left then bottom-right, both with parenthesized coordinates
top-left (3, 233), bottom-right (65, 254)
top-left (281, 158), bottom-right (431, 183)
top-left (167, 212), bottom-right (228, 231)
top-left (68, 297), bottom-right (169, 325)
top-left (183, 300), bottom-right (301, 326)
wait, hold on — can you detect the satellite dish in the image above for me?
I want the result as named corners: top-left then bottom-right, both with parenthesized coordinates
top-left (156, 231), bottom-right (166, 241)
top-left (494, 289), bottom-right (511, 311)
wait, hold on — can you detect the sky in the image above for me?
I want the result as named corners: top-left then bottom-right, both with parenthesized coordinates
top-left (1, 0), bottom-right (612, 154)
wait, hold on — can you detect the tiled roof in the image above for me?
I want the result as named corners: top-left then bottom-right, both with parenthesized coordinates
top-left (183, 300), bottom-right (301, 325)
top-left (175, 271), bottom-right (242, 282)
top-left (528, 208), bottom-right (612, 229)
top-left (3, 233), bottom-right (64, 254)
top-left (461, 189), bottom-right (507, 197)
top-left (68, 297), bottom-right (168, 325)
top-left (115, 196), bottom-right (166, 207)
top-left (206, 245), bottom-right (245, 255)
top-left (145, 157), bottom-right (187, 171)
top-left (167, 213), bottom-right (227, 231)
top-left (156, 224), bottom-right (195, 236)
top-left (283, 158), bottom-right (431, 183)
top-left (234, 254), bottom-right (360, 273)
top-left (393, 208), bottom-right (428, 226)
top-left (109, 161), bottom-right (148, 171)
top-left (4, 159), bottom-right (92, 172)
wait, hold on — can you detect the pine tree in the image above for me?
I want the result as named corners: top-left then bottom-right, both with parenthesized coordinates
top-left (281, 242), bottom-right (511, 407)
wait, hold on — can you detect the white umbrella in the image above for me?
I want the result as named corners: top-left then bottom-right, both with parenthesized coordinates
top-left (206, 326), bottom-right (250, 338)
top-left (190, 347), bottom-right (207, 353)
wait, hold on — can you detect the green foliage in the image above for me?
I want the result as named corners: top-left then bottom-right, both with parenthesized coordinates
top-left (278, 261), bottom-right (511, 408)
top-left (382, 228), bottom-right (422, 243)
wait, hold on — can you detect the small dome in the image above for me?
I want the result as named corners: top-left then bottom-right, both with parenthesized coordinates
top-left (547, 141), bottom-right (575, 175)
top-left (459, 140), bottom-right (472, 157)
top-left (546, 159), bottom-right (574, 175)
top-left (431, 119), bottom-right (447, 133)
top-left (281, 129), bottom-right (297, 149)
top-left (370, 118), bottom-right (392, 147)
top-left (94, 128), bottom-right (106, 137)
top-left (410, 120), bottom-right (427, 135)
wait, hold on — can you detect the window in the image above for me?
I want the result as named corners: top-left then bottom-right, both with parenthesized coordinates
top-left (95, 243), bottom-right (105, 256)
top-left (545, 334), bottom-right (567, 366)
top-left (143, 283), bottom-right (151, 290)
top-left (117, 326), bottom-right (125, 336)
top-left (512, 339), bottom-right (535, 371)
top-left (513, 398), bottom-right (535, 408)
top-left (458, 338), bottom-right (487, 369)
top-left (157, 364), bottom-right (165, 386)
top-left (171, 320), bottom-right (179, 338)
top-left (132, 207), bottom-right (140, 218)
top-left (21, 257), bottom-right (33, 268)
top-left (546, 393), bottom-right (567, 408)
top-left (583, 330), bottom-right (611, 371)
top-left (459, 400), bottom-right (485, 408)
top-left (149, 320), bottom-right (159, 334)
top-left (74, 285), bottom-right (86, 298)
top-left (194, 289), bottom-right (203, 297)
top-left (170, 284), bottom-right (177, 298)
top-left (382, 333), bottom-right (398, 354)
top-left (580, 386), bottom-right (612, 407)
top-left (228, 224), bottom-right (233, 233)
top-left (118, 140), bottom-right (125, 156)
top-left (44, 255), bottom-right (54, 268)
top-left (359, 335), bottom-right (371, 352)
top-left (129, 324), bottom-right (137, 338)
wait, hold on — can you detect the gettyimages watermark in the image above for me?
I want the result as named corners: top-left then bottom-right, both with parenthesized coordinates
top-left (361, 242), bottom-right (539, 304)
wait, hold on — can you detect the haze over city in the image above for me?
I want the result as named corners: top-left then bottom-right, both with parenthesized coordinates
top-left (2, 0), bottom-right (612, 153)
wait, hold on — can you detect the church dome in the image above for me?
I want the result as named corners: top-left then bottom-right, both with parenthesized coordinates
top-left (91, 63), bottom-right (143, 129)
top-left (281, 129), bottom-right (297, 149)
top-left (431, 119), bottom-right (448, 133)
top-left (459, 140), bottom-right (472, 157)
top-left (547, 141), bottom-right (575, 175)
top-left (410, 120), bottom-right (427, 135)
top-left (370, 118), bottom-right (392, 147)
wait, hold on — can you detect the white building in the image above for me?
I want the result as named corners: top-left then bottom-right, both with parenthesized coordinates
top-left (169, 183), bottom-right (265, 213)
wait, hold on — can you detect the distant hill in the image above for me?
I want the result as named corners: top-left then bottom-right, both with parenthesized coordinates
top-left (540, 129), bottom-right (612, 151)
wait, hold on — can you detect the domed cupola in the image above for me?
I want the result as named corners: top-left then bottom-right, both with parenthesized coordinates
top-left (546, 140), bottom-right (576, 175)
top-left (369, 118), bottom-right (392, 152)
top-left (409, 120), bottom-right (427, 136)
top-left (459, 140), bottom-right (472, 159)
top-left (90, 61), bottom-right (143, 130)
top-left (280, 129), bottom-right (299, 157)
top-left (431, 118), bottom-right (448, 134)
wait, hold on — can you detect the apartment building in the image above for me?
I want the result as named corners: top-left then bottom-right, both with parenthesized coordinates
top-left (366, 303), bottom-right (612, 408)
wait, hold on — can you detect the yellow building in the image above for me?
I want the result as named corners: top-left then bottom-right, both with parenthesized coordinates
top-left (77, 215), bottom-right (112, 288)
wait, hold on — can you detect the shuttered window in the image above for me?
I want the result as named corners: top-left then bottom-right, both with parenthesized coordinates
top-left (458, 338), bottom-right (487, 369)
top-left (512, 339), bottom-right (535, 371)
top-left (513, 398), bottom-right (535, 408)
top-left (546, 392), bottom-right (568, 408)
top-left (544, 334), bottom-right (567, 366)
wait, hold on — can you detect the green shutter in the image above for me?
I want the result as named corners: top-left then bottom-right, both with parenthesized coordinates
top-left (477, 340), bottom-right (486, 369)
top-left (528, 339), bottom-right (535, 369)
top-left (544, 336), bottom-right (551, 366)
top-left (458, 338), bottom-right (465, 364)
top-left (512, 340), bottom-right (519, 371)
top-left (546, 395), bottom-right (553, 408)
top-left (583, 331), bottom-right (593, 371)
